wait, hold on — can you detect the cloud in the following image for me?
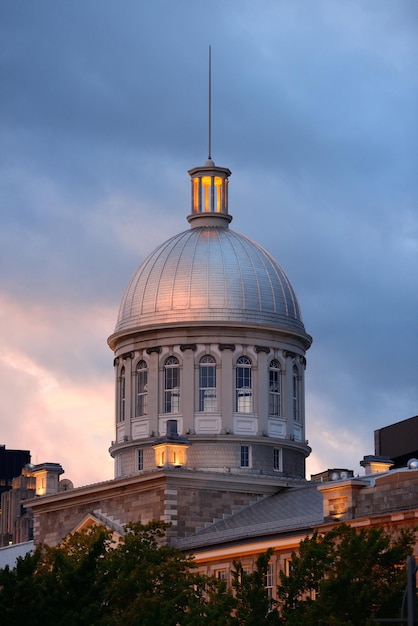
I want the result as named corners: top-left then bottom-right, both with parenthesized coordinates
top-left (1, 0), bottom-right (417, 484)
top-left (0, 295), bottom-right (114, 485)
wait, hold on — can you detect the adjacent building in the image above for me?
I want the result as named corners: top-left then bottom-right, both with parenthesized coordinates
top-left (0, 462), bottom-right (65, 547)
top-left (375, 414), bottom-right (418, 469)
top-left (0, 446), bottom-right (30, 497)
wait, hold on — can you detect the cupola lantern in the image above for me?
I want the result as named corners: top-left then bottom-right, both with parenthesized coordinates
top-left (187, 159), bottom-right (232, 227)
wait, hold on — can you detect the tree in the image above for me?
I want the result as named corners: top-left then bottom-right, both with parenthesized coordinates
top-left (232, 549), bottom-right (281, 626)
top-left (277, 523), bottom-right (415, 626)
top-left (101, 521), bottom-right (208, 625)
top-left (0, 524), bottom-right (112, 625)
top-left (0, 521), bottom-right (240, 625)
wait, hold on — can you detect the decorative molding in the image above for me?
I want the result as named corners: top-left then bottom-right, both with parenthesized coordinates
top-left (122, 351), bottom-right (134, 360)
top-left (146, 346), bottom-right (162, 355)
top-left (283, 350), bottom-right (297, 359)
top-left (113, 357), bottom-right (119, 367)
top-left (255, 345), bottom-right (270, 354)
top-left (219, 343), bottom-right (235, 351)
top-left (180, 343), bottom-right (197, 352)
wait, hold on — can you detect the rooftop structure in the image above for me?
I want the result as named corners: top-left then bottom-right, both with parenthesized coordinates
top-left (108, 155), bottom-right (312, 483)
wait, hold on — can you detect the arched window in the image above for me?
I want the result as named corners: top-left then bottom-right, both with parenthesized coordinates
top-left (119, 366), bottom-right (126, 422)
top-left (164, 356), bottom-right (180, 414)
top-left (269, 359), bottom-right (281, 416)
top-left (199, 355), bottom-right (217, 412)
top-left (235, 356), bottom-right (252, 413)
top-left (292, 364), bottom-right (300, 422)
top-left (136, 360), bottom-right (148, 417)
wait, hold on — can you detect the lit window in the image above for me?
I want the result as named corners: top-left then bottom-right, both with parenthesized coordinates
top-left (236, 356), bottom-right (252, 413)
top-left (240, 445), bottom-right (250, 468)
top-left (269, 359), bottom-right (281, 416)
top-left (192, 175), bottom-right (226, 214)
top-left (273, 448), bottom-right (281, 471)
top-left (199, 355), bottom-right (216, 412)
top-left (164, 356), bottom-right (180, 414)
top-left (119, 366), bottom-right (126, 422)
top-left (292, 365), bottom-right (300, 422)
top-left (137, 449), bottom-right (143, 471)
top-left (136, 360), bottom-right (148, 417)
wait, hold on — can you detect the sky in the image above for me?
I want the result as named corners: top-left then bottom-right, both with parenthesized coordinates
top-left (1, 0), bottom-right (417, 487)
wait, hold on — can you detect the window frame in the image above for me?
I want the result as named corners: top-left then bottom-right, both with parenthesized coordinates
top-left (265, 561), bottom-right (275, 610)
top-left (164, 356), bottom-right (180, 414)
top-left (214, 568), bottom-right (227, 581)
top-left (273, 447), bottom-right (282, 471)
top-left (137, 448), bottom-right (144, 471)
top-left (119, 366), bottom-right (126, 422)
top-left (292, 364), bottom-right (301, 422)
top-left (235, 356), bottom-right (253, 413)
top-left (268, 359), bottom-right (281, 416)
top-left (240, 444), bottom-right (251, 468)
top-left (199, 355), bottom-right (217, 413)
top-left (136, 360), bottom-right (148, 417)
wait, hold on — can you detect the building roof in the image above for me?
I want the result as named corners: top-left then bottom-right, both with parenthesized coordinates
top-left (0, 541), bottom-right (34, 569)
top-left (114, 226), bottom-right (308, 337)
top-left (175, 482), bottom-right (323, 550)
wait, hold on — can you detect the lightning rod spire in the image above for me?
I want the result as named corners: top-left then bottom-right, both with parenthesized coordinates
top-left (208, 45), bottom-right (212, 160)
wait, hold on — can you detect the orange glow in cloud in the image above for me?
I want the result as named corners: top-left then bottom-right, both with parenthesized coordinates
top-left (0, 294), bottom-right (115, 486)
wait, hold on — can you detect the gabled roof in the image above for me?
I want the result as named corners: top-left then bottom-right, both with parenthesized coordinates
top-left (72, 509), bottom-right (125, 539)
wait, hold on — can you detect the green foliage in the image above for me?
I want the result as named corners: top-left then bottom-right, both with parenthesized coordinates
top-left (0, 524), bottom-right (112, 625)
top-left (101, 521), bottom-right (201, 625)
top-left (277, 523), bottom-right (415, 626)
top-left (2, 520), bottom-right (410, 625)
top-left (0, 521), bottom-right (272, 625)
top-left (232, 549), bottom-right (281, 626)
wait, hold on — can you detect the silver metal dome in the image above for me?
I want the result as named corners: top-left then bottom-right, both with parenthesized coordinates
top-left (114, 226), bottom-right (307, 334)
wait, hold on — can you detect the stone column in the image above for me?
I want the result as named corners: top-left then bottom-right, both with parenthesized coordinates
top-left (219, 343), bottom-right (235, 433)
top-left (180, 344), bottom-right (197, 434)
top-left (283, 350), bottom-right (294, 439)
top-left (146, 347), bottom-right (161, 436)
top-left (255, 346), bottom-right (270, 435)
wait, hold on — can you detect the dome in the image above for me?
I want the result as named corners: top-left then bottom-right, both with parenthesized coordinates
top-left (114, 226), bottom-right (307, 335)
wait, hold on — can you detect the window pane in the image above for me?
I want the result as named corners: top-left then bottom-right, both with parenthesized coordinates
top-left (236, 357), bottom-right (252, 413)
top-left (199, 356), bottom-right (216, 412)
top-left (164, 357), bottom-right (180, 414)
top-left (119, 367), bottom-right (126, 422)
top-left (265, 562), bottom-right (274, 605)
top-left (136, 361), bottom-right (148, 416)
top-left (240, 445), bottom-right (250, 467)
top-left (137, 449), bottom-right (143, 471)
top-left (293, 365), bottom-right (300, 422)
top-left (269, 360), bottom-right (281, 416)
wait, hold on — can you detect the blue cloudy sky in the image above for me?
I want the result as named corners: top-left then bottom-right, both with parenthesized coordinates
top-left (1, 1), bottom-right (417, 486)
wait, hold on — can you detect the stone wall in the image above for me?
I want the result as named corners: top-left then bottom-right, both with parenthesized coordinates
top-left (28, 470), bottom-right (279, 547)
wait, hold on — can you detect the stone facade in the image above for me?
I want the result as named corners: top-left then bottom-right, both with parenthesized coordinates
top-left (27, 469), bottom-right (283, 546)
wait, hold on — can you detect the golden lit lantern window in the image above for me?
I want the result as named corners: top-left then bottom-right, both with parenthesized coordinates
top-left (202, 176), bottom-right (211, 212)
top-left (153, 442), bottom-right (189, 468)
top-left (192, 175), bottom-right (225, 213)
top-left (188, 161), bottom-right (231, 218)
top-left (192, 177), bottom-right (199, 213)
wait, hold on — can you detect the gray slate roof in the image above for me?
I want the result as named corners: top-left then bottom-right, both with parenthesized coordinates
top-left (175, 482), bottom-right (324, 550)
